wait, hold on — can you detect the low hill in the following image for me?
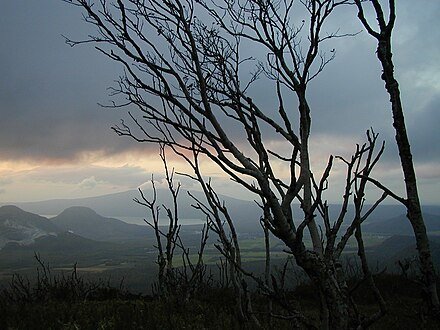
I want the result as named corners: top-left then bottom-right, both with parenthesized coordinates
top-left (51, 206), bottom-right (152, 241)
top-left (10, 189), bottom-right (264, 233)
top-left (368, 235), bottom-right (440, 269)
top-left (0, 231), bottom-right (141, 269)
top-left (363, 213), bottom-right (440, 235)
top-left (1, 231), bottom-right (114, 255)
top-left (9, 189), bottom-right (440, 234)
top-left (0, 205), bottom-right (59, 248)
top-left (10, 190), bottom-right (146, 218)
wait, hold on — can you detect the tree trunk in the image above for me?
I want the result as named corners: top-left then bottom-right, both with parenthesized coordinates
top-left (298, 92), bottom-right (323, 256)
top-left (294, 247), bottom-right (351, 329)
top-left (376, 37), bottom-right (439, 308)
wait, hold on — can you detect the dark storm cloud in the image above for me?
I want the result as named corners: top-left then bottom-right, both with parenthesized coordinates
top-left (0, 1), bottom-right (157, 162)
top-left (305, 1), bottom-right (440, 165)
top-left (393, 1), bottom-right (440, 70)
top-left (407, 96), bottom-right (440, 162)
top-left (0, 1), bottom-right (438, 166)
top-left (304, 1), bottom-right (440, 140)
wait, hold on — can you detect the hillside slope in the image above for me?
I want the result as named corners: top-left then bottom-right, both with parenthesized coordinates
top-left (51, 206), bottom-right (152, 241)
top-left (0, 205), bottom-right (59, 248)
top-left (363, 213), bottom-right (440, 235)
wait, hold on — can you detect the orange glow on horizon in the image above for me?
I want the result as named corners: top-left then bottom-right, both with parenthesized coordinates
top-left (0, 160), bottom-right (40, 173)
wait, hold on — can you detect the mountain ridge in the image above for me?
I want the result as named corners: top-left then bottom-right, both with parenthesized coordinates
top-left (7, 189), bottom-right (440, 233)
top-left (51, 206), bottom-right (152, 241)
top-left (0, 205), bottom-right (60, 248)
top-left (363, 213), bottom-right (440, 235)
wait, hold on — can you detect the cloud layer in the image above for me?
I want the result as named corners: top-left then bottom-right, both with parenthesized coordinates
top-left (0, 1), bottom-right (439, 203)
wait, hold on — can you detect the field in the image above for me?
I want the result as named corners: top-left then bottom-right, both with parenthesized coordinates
top-left (2, 229), bottom-right (440, 329)
top-left (0, 231), bottom-right (391, 295)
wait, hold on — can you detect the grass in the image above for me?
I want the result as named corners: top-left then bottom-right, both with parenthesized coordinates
top-left (0, 233), bottom-right (393, 298)
top-left (1, 255), bottom-right (440, 330)
top-left (2, 233), bottom-right (438, 329)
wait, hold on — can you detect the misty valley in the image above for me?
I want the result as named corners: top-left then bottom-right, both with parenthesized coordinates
top-left (2, 191), bottom-right (440, 290)
top-left (1, 190), bottom-right (440, 328)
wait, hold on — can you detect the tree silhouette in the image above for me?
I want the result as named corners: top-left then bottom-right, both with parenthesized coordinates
top-left (354, 0), bottom-right (439, 311)
top-left (66, 1), bottom-right (390, 327)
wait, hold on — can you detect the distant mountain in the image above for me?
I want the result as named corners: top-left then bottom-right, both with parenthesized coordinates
top-left (9, 190), bottom-right (146, 218)
top-left (8, 189), bottom-right (264, 232)
top-left (0, 205), bottom-right (59, 248)
top-left (9, 189), bottom-right (220, 219)
top-left (369, 235), bottom-right (416, 260)
top-left (363, 213), bottom-right (440, 235)
top-left (51, 206), bottom-right (152, 241)
top-left (391, 238), bottom-right (440, 266)
top-left (368, 235), bottom-right (440, 269)
top-left (4, 190), bottom-right (440, 235)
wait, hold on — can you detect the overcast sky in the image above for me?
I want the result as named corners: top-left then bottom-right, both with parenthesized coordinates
top-left (0, 1), bottom-right (439, 205)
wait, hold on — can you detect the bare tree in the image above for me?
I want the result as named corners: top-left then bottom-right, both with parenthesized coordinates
top-left (66, 0), bottom-right (387, 327)
top-left (354, 0), bottom-right (439, 310)
top-left (135, 144), bottom-right (210, 299)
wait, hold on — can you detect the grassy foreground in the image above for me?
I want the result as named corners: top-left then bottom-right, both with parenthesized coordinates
top-left (1, 268), bottom-right (440, 329)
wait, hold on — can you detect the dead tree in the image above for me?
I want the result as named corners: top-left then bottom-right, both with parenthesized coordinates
top-left (354, 0), bottom-right (439, 310)
top-left (66, 1), bottom-right (386, 328)
top-left (174, 144), bottom-right (261, 326)
top-left (135, 144), bottom-right (209, 299)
